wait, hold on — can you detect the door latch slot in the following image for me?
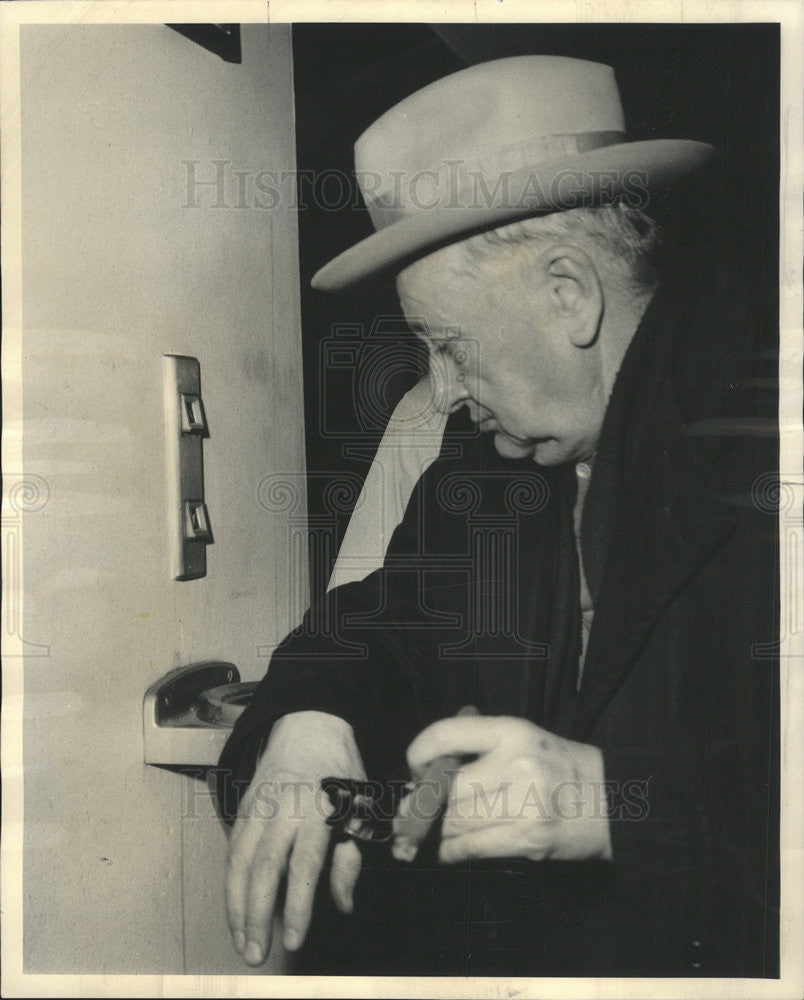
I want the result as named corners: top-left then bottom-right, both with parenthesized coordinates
top-left (184, 499), bottom-right (213, 542)
top-left (180, 392), bottom-right (208, 435)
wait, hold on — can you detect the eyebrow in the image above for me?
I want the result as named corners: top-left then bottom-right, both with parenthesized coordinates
top-left (406, 319), bottom-right (461, 341)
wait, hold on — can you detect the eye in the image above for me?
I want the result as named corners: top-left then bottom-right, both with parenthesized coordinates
top-left (429, 342), bottom-right (468, 370)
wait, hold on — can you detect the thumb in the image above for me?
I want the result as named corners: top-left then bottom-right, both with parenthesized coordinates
top-left (407, 716), bottom-right (513, 778)
top-left (330, 838), bottom-right (362, 914)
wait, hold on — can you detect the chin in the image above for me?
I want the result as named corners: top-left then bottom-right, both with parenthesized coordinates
top-left (529, 439), bottom-right (573, 467)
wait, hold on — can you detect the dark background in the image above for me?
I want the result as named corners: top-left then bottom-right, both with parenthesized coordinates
top-left (291, 23), bottom-right (780, 590)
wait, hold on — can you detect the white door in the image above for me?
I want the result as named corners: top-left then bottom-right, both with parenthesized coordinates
top-left (7, 21), bottom-right (305, 976)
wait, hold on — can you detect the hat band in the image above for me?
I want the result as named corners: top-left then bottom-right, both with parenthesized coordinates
top-left (362, 130), bottom-right (626, 230)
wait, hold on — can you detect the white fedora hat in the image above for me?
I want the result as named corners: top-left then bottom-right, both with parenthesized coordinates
top-left (311, 55), bottom-right (713, 292)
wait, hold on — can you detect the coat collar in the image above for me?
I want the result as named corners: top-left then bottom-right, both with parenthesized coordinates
top-left (571, 271), bottom-right (741, 740)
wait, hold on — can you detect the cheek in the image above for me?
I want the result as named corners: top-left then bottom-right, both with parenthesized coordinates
top-left (538, 353), bottom-right (598, 417)
top-left (493, 377), bottom-right (546, 425)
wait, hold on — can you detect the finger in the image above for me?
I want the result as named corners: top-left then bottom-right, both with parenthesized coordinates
top-left (242, 832), bottom-right (289, 965)
top-left (407, 716), bottom-right (518, 777)
top-left (225, 814), bottom-right (272, 954)
top-left (330, 838), bottom-right (362, 914)
top-left (441, 807), bottom-right (517, 839)
top-left (441, 775), bottom-right (510, 839)
top-left (393, 765), bottom-right (456, 842)
top-left (282, 819), bottom-right (331, 950)
top-left (439, 823), bottom-right (523, 864)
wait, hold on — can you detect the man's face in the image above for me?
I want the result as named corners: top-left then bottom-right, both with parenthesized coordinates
top-left (396, 240), bottom-right (606, 466)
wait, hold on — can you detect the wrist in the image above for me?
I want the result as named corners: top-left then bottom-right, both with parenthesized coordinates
top-left (581, 743), bottom-right (612, 860)
top-left (553, 740), bottom-right (612, 861)
top-left (276, 710), bottom-right (355, 737)
top-left (259, 710), bottom-right (361, 777)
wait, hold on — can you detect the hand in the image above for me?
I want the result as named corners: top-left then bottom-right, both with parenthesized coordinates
top-left (399, 715), bottom-right (612, 864)
top-left (225, 710), bottom-right (366, 965)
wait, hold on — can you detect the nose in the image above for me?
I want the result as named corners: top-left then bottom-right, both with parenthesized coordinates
top-left (428, 354), bottom-right (469, 415)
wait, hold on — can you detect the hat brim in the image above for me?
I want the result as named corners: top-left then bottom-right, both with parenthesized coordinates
top-left (311, 139), bottom-right (714, 292)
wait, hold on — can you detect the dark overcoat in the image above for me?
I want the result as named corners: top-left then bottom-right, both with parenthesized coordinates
top-left (218, 258), bottom-right (780, 977)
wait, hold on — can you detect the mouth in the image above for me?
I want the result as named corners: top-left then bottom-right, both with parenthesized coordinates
top-left (477, 417), bottom-right (530, 444)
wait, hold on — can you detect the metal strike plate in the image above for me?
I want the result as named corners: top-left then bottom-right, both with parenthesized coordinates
top-left (163, 354), bottom-right (212, 580)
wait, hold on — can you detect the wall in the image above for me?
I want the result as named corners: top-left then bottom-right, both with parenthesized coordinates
top-left (19, 23), bottom-right (305, 973)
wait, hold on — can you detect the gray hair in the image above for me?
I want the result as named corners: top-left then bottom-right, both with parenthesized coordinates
top-left (456, 205), bottom-right (664, 303)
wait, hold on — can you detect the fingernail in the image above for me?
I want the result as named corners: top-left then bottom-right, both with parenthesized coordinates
top-left (284, 929), bottom-right (300, 950)
top-left (392, 836), bottom-right (419, 862)
top-left (233, 930), bottom-right (245, 953)
top-left (244, 942), bottom-right (263, 965)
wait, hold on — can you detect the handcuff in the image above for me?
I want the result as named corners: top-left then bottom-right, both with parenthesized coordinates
top-left (320, 776), bottom-right (403, 845)
top-left (321, 706), bottom-right (479, 855)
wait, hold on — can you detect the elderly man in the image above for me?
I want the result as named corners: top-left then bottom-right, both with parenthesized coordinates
top-left (217, 56), bottom-right (779, 976)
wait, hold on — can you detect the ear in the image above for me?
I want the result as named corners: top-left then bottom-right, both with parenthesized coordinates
top-left (545, 245), bottom-right (603, 348)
